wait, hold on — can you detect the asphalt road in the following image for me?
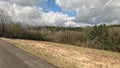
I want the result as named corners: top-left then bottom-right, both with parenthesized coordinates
top-left (0, 40), bottom-right (57, 68)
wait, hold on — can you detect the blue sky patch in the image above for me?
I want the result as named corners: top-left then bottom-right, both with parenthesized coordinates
top-left (42, 0), bottom-right (76, 17)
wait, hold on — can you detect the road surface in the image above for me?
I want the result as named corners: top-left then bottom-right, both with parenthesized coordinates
top-left (0, 40), bottom-right (57, 68)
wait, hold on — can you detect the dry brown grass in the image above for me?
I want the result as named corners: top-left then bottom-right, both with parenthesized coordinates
top-left (1, 38), bottom-right (120, 68)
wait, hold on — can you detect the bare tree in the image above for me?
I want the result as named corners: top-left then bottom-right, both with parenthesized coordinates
top-left (0, 9), bottom-right (11, 36)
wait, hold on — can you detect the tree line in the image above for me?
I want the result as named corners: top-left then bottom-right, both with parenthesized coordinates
top-left (0, 9), bottom-right (120, 52)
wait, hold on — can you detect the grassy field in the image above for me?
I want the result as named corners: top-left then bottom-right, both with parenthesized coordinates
top-left (1, 38), bottom-right (120, 68)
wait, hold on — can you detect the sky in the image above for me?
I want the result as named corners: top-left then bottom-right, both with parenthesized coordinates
top-left (0, 0), bottom-right (120, 27)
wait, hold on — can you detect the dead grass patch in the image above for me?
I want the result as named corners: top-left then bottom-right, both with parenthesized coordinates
top-left (1, 38), bottom-right (120, 68)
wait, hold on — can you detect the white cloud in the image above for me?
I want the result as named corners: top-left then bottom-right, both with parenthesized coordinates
top-left (104, 0), bottom-right (113, 7)
top-left (111, 1), bottom-right (120, 7)
top-left (56, 0), bottom-right (103, 11)
top-left (0, 0), bottom-right (77, 27)
top-left (11, 4), bottom-right (41, 20)
top-left (0, 0), bottom-right (119, 27)
top-left (41, 11), bottom-right (75, 26)
top-left (1, 0), bottom-right (47, 6)
top-left (56, 0), bottom-right (120, 25)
